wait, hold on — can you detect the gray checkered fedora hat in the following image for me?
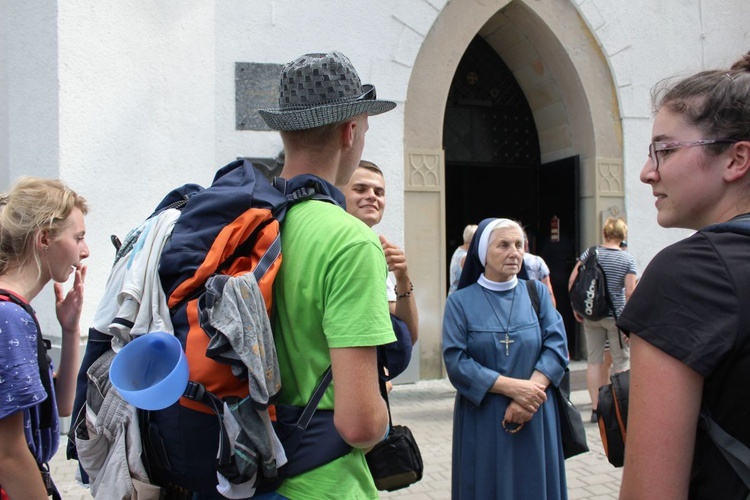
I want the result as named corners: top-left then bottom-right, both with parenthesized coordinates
top-left (258, 51), bottom-right (396, 131)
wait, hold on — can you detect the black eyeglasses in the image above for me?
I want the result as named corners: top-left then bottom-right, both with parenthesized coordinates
top-left (647, 139), bottom-right (736, 172)
top-left (355, 84), bottom-right (377, 102)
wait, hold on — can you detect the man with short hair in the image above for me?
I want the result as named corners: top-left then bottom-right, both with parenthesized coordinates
top-left (340, 160), bottom-right (419, 345)
top-left (257, 51), bottom-right (396, 499)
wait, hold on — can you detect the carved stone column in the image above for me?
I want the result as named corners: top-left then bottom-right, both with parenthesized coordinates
top-left (404, 149), bottom-right (446, 379)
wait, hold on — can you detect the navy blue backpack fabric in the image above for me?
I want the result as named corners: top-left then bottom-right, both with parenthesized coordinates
top-left (377, 314), bottom-right (413, 381)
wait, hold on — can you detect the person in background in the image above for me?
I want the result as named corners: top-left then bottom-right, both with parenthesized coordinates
top-left (448, 224), bottom-right (477, 295)
top-left (443, 218), bottom-right (568, 499)
top-left (0, 177), bottom-right (89, 499)
top-left (568, 217), bottom-right (637, 423)
top-left (256, 50), bottom-right (396, 500)
top-left (521, 228), bottom-right (557, 308)
top-left (618, 51), bottom-right (750, 499)
top-left (340, 160), bottom-right (418, 387)
top-left (340, 160), bottom-right (418, 345)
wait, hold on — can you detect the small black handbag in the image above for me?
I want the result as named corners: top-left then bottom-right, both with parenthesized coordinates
top-left (523, 282), bottom-right (589, 460)
top-left (365, 384), bottom-right (424, 491)
top-left (555, 373), bottom-right (589, 459)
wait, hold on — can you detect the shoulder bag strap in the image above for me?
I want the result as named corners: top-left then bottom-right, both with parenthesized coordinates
top-left (524, 279), bottom-right (540, 319)
top-left (378, 375), bottom-right (394, 431)
top-left (291, 365), bottom-right (334, 430)
top-left (524, 280), bottom-right (575, 400)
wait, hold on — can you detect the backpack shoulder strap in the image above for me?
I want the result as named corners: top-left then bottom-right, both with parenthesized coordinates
top-left (591, 246), bottom-right (623, 346)
top-left (588, 245), bottom-right (619, 319)
top-left (698, 410), bottom-right (750, 489)
top-left (0, 290), bottom-right (55, 430)
top-left (278, 174), bottom-right (347, 209)
top-left (702, 213), bottom-right (750, 236)
top-left (696, 213), bottom-right (750, 489)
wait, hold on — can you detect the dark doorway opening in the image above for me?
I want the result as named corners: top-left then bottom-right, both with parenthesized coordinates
top-left (538, 157), bottom-right (581, 359)
top-left (443, 36), bottom-right (583, 359)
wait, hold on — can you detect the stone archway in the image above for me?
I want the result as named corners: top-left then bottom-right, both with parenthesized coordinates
top-left (403, 0), bottom-right (623, 379)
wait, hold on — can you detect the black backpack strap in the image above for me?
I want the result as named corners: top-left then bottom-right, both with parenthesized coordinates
top-left (598, 263), bottom-right (623, 348)
top-left (180, 381), bottom-right (232, 468)
top-left (698, 410), bottom-right (750, 490)
top-left (277, 174), bottom-right (346, 209)
top-left (588, 247), bottom-right (623, 348)
top-left (702, 213), bottom-right (750, 235)
top-left (694, 215), bottom-right (750, 491)
top-left (588, 246), bottom-right (617, 317)
top-left (283, 182), bottom-right (339, 208)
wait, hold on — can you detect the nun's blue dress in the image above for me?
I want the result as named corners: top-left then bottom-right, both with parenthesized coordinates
top-left (443, 279), bottom-right (569, 499)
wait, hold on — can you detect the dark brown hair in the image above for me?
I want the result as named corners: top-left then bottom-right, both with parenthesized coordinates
top-left (652, 51), bottom-right (750, 155)
top-left (358, 160), bottom-right (383, 176)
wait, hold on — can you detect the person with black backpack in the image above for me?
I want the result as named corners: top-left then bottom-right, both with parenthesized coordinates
top-left (567, 217), bottom-right (637, 423)
top-left (618, 51), bottom-right (750, 500)
top-left (0, 177), bottom-right (89, 499)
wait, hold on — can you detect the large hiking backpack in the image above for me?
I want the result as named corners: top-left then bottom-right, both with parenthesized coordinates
top-left (69, 159), bottom-right (350, 496)
top-left (569, 246), bottom-right (613, 321)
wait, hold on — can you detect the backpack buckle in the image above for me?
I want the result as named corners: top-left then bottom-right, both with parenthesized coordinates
top-left (182, 381), bottom-right (205, 402)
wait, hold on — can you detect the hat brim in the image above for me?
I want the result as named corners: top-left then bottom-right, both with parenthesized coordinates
top-left (257, 100), bottom-right (396, 131)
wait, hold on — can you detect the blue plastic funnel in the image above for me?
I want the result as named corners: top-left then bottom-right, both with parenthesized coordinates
top-left (109, 331), bottom-right (189, 411)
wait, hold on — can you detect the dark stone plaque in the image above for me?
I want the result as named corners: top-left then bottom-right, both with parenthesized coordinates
top-left (235, 62), bottom-right (283, 131)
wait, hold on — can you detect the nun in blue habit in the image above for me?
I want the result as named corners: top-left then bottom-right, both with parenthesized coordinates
top-left (443, 218), bottom-right (569, 499)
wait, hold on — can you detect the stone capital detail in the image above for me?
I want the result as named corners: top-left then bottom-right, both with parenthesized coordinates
top-left (596, 158), bottom-right (624, 196)
top-left (405, 149), bottom-right (443, 191)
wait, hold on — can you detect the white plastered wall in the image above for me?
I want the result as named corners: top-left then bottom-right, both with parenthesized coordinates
top-left (402, 0), bottom-right (750, 378)
top-left (1, 0), bottom-right (749, 379)
top-left (580, 0), bottom-right (750, 272)
top-left (1, 0), bottom-right (61, 338)
top-left (1, 1), bottom-right (219, 348)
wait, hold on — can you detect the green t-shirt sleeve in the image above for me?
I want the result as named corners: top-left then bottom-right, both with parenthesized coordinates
top-left (322, 238), bottom-right (395, 348)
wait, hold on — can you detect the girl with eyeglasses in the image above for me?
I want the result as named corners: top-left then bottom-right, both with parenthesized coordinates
top-left (618, 52), bottom-right (750, 499)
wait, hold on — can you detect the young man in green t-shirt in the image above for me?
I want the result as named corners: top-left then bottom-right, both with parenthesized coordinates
top-left (257, 51), bottom-right (397, 499)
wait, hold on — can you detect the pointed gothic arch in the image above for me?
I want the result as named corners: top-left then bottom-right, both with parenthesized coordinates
top-left (403, 0), bottom-right (623, 379)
